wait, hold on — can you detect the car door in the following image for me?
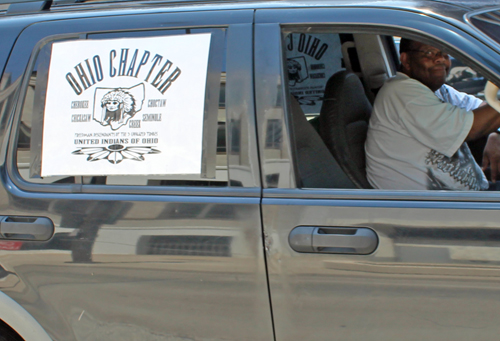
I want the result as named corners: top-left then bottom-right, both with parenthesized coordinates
top-left (0, 7), bottom-right (273, 341)
top-left (255, 5), bottom-right (500, 341)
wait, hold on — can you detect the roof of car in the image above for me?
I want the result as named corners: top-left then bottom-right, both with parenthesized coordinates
top-left (1, 0), bottom-right (499, 8)
top-left (65, 0), bottom-right (500, 9)
top-left (0, 0), bottom-right (498, 19)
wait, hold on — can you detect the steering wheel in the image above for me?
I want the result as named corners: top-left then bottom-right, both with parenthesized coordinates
top-left (485, 81), bottom-right (500, 112)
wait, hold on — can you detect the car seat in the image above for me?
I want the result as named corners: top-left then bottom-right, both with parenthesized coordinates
top-left (289, 96), bottom-right (355, 189)
top-left (319, 70), bottom-right (373, 189)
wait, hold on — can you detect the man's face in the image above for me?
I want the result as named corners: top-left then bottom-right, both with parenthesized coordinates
top-left (288, 63), bottom-right (298, 74)
top-left (401, 42), bottom-right (451, 92)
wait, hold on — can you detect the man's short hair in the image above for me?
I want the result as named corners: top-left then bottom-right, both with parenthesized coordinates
top-left (399, 38), bottom-right (418, 54)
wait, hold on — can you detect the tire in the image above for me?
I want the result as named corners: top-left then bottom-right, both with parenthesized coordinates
top-left (0, 322), bottom-right (24, 341)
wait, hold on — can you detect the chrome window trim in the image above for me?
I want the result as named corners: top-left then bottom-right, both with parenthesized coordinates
top-left (3, 171), bottom-right (261, 197)
top-left (263, 188), bottom-right (500, 203)
top-left (4, 172), bottom-right (261, 200)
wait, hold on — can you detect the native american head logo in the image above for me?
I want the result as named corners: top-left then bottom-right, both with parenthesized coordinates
top-left (287, 57), bottom-right (308, 86)
top-left (93, 83), bottom-right (145, 130)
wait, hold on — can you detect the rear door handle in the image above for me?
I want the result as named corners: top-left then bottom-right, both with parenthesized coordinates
top-left (0, 216), bottom-right (54, 241)
top-left (289, 226), bottom-right (378, 254)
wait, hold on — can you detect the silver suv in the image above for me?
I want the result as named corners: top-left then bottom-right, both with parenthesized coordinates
top-left (0, 0), bottom-right (500, 340)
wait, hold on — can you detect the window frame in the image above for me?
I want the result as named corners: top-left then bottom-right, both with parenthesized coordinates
top-left (4, 9), bottom-right (260, 196)
top-left (254, 6), bottom-right (500, 201)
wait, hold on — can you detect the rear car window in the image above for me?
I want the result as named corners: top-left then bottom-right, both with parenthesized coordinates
top-left (469, 9), bottom-right (500, 46)
top-left (15, 28), bottom-right (228, 187)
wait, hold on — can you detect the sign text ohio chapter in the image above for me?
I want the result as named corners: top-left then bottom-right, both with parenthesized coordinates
top-left (41, 33), bottom-right (211, 177)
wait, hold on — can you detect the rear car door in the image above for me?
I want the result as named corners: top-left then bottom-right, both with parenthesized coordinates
top-left (0, 7), bottom-right (272, 340)
top-left (255, 5), bottom-right (500, 341)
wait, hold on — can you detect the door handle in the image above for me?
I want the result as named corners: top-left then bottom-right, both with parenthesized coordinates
top-left (0, 216), bottom-right (54, 241)
top-left (289, 226), bottom-right (378, 254)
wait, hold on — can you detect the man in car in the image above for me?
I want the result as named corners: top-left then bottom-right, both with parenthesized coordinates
top-left (365, 38), bottom-right (500, 190)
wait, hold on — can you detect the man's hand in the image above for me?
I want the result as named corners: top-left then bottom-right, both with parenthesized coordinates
top-left (482, 132), bottom-right (500, 182)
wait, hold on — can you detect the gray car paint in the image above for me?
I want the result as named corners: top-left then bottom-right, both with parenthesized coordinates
top-left (0, 0), bottom-right (500, 339)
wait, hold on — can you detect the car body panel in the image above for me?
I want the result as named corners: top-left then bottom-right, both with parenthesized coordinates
top-left (263, 199), bottom-right (500, 340)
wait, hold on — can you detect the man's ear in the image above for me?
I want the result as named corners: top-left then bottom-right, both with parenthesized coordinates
top-left (400, 52), bottom-right (410, 72)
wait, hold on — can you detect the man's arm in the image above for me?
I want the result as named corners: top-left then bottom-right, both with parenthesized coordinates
top-left (466, 104), bottom-right (500, 141)
top-left (471, 102), bottom-right (500, 182)
top-left (482, 132), bottom-right (500, 182)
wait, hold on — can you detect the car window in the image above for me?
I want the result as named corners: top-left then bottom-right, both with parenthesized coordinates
top-left (282, 29), bottom-right (493, 190)
top-left (15, 28), bottom-right (228, 187)
top-left (285, 32), bottom-right (343, 117)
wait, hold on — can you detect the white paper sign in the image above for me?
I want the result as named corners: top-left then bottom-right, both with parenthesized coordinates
top-left (285, 33), bottom-right (343, 114)
top-left (41, 33), bottom-right (212, 177)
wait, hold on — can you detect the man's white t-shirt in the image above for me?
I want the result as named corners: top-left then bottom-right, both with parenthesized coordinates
top-left (365, 72), bottom-right (488, 190)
